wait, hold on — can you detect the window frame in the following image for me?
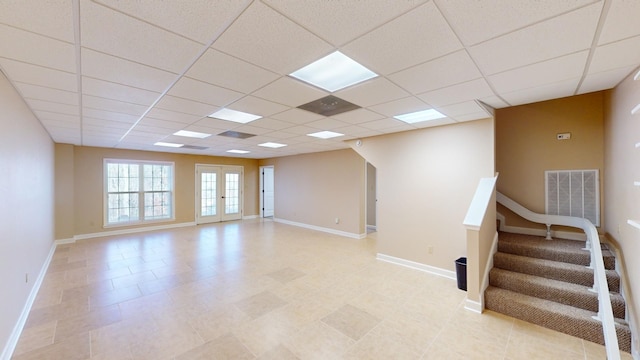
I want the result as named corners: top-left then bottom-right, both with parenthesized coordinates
top-left (103, 158), bottom-right (176, 227)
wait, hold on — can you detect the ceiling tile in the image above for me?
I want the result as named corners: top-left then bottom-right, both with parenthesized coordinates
top-left (306, 118), bottom-right (350, 130)
top-left (343, 2), bottom-right (462, 74)
top-left (411, 117), bottom-right (456, 129)
top-left (469, 3), bottom-right (601, 75)
top-left (186, 49), bottom-right (279, 93)
top-left (135, 118), bottom-right (188, 131)
top-left (211, 1), bottom-right (333, 75)
top-left (479, 95), bottom-right (510, 109)
top-left (389, 50), bottom-right (481, 94)
top-left (417, 78), bottom-right (494, 107)
top-left (82, 95), bottom-right (148, 116)
top-left (264, 0), bottom-right (426, 46)
top-left (0, 0), bottom-right (74, 42)
top-left (500, 78), bottom-right (581, 106)
top-left (598, 1), bottom-right (640, 45)
top-left (82, 108), bottom-right (139, 124)
top-left (0, 59), bottom-right (77, 91)
top-left (589, 35), bottom-right (640, 74)
top-left (82, 49), bottom-right (177, 92)
top-left (330, 108), bottom-right (385, 124)
top-left (83, 117), bottom-right (133, 129)
top-left (253, 77), bottom-right (328, 108)
top-left (488, 51), bottom-right (588, 94)
top-left (578, 65), bottom-right (637, 94)
top-left (360, 118), bottom-right (407, 131)
top-left (247, 118), bottom-right (295, 131)
top-left (81, 0), bottom-right (203, 73)
top-left (0, 24), bottom-right (76, 72)
top-left (335, 78), bottom-right (410, 107)
top-left (227, 96), bottom-right (289, 117)
top-left (154, 96), bottom-right (219, 117)
top-left (334, 125), bottom-right (383, 138)
top-left (368, 97), bottom-right (432, 118)
top-left (40, 118), bottom-right (80, 129)
top-left (34, 110), bottom-right (79, 123)
top-left (94, 0), bottom-right (250, 44)
top-left (230, 124), bottom-right (272, 136)
top-left (168, 77), bottom-right (243, 106)
top-left (26, 99), bottom-right (79, 116)
top-left (82, 77), bottom-right (160, 105)
top-left (436, 101), bottom-right (488, 118)
top-left (435, 0), bottom-right (596, 45)
top-left (192, 117), bottom-right (238, 131)
top-left (144, 108), bottom-right (202, 124)
top-left (16, 82), bottom-right (78, 105)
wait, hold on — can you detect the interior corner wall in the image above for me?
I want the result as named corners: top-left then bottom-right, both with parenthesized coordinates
top-left (0, 72), bottom-right (55, 357)
top-left (352, 118), bottom-right (495, 271)
top-left (55, 143), bottom-right (75, 240)
top-left (604, 69), bottom-right (640, 349)
top-left (495, 92), bottom-right (605, 232)
top-left (259, 149), bottom-right (366, 236)
top-left (67, 146), bottom-right (260, 237)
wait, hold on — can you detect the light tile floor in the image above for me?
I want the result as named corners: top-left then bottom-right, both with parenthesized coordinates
top-left (12, 219), bottom-right (631, 359)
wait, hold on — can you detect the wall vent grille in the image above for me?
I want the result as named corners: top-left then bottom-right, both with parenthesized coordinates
top-left (545, 169), bottom-right (599, 226)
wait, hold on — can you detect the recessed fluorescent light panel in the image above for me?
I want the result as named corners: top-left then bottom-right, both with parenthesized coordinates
top-left (259, 142), bottom-right (287, 148)
top-left (394, 109), bottom-right (446, 124)
top-left (154, 142), bottom-right (184, 148)
top-left (208, 108), bottom-right (262, 124)
top-left (307, 131), bottom-right (344, 139)
top-left (227, 149), bottom-right (250, 154)
top-left (290, 51), bottom-right (378, 92)
top-left (173, 130), bottom-right (211, 139)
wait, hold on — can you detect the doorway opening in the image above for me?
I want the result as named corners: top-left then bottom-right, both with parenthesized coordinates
top-left (260, 166), bottom-right (274, 218)
top-left (366, 162), bottom-right (377, 233)
top-left (195, 164), bottom-right (244, 224)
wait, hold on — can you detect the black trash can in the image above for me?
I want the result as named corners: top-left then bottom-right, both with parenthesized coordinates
top-left (455, 257), bottom-right (467, 291)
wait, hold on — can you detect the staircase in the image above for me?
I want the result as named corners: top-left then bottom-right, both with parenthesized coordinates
top-left (485, 231), bottom-right (632, 353)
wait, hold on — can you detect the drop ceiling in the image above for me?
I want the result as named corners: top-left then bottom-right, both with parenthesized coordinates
top-left (1, 0), bottom-right (639, 159)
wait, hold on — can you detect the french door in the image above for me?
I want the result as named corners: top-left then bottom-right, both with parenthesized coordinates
top-left (195, 165), bottom-right (243, 224)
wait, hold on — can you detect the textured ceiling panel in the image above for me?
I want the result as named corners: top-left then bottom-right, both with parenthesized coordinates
top-left (167, 77), bottom-right (243, 107)
top-left (0, 0), bottom-right (74, 42)
top-left (0, 24), bottom-right (76, 72)
top-left (0, 59), bottom-right (78, 92)
top-left (16, 83), bottom-right (79, 106)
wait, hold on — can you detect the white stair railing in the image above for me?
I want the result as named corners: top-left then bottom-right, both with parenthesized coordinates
top-left (497, 191), bottom-right (620, 360)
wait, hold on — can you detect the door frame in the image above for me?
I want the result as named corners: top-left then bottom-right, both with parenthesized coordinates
top-left (195, 164), bottom-right (244, 224)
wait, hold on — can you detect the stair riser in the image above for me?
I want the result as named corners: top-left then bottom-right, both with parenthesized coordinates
top-left (489, 270), bottom-right (626, 319)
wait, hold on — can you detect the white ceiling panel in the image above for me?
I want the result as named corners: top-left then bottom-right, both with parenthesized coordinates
top-left (82, 117), bottom-right (134, 129)
top-left (186, 49), bottom-right (279, 94)
top-left (0, 59), bottom-right (77, 92)
top-left (469, 3), bottom-right (601, 75)
top-left (253, 77), bottom-right (328, 108)
top-left (598, 1), bottom-right (640, 45)
top-left (154, 96), bottom-right (219, 117)
top-left (168, 77), bottom-right (243, 107)
top-left (0, 24), bottom-right (76, 72)
top-left (82, 95), bottom-right (148, 116)
top-left (411, 117), bottom-right (456, 129)
top-left (15, 82), bottom-right (78, 106)
top-left (135, 119), bottom-right (186, 132)
top-left (344, 2), bottom-right (462, 75)
top-left (34, 111), bottom-right (79, 123)
top-left (81, 49), bottom-right (177, 92)
top-left (389, 50), bottom-right (482, 94)
top-left (418, 78), bottom-right (494, 107)
top-left (488, 51), bottom-right (588, 94)
top-left (231, 124), bottom-right (272, 136)
top-left (211, 1), bottom-right (333, 75)
top-left (192, 117), bottom-right (240, 131)
top-left (501, 78), bottom-right (581, 106)
top-left (306, 118), bottom-right (350, 131)
top-left (94, 0), bottom-right (250, 44)
top-left (454, 113), bottom-right (494, 123)
top-left (227, 96), bottom-right (289, 117)
top-left (264, 0), bottom-right (426, 46)
top-left (589, 35), bottom-right (640, 74)
top-left (578, 66), bottom-right (637, 95)
top-left (437, 101), bottom-right (488, 118)
top-left (331, 108), bottom-right (385, 125)
top-left (82, 108), bottom-right (139, 124)
top-left (82, 77), bottom-right (160, 105)
top-left (248, 118), bottom-right (295, 131)
top-left (335, 78), bottom-right (410, 107)
top-left (26, 99), bottom-right (79, 116)
top-left (368, 97), bottom-right (432, 118)
top-left (360, 118), bottom-right (409, 131)
top-left (81, 0), bottom-right (203, 73)
top-left (0, 0), bottom-right (74, 42)
top-left (144, 108), bottom-right (202, 124)
top-left (435, 0), bottom-right (596, 46)
top-left (479, 96), bottom-right (510, 109)
top-left (334, 125), bottom-right (383, 138)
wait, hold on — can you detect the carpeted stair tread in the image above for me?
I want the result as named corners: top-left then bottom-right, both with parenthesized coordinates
top-left (489, 268), bottom-right (626, 319)
top-left (485, 286), bottom-right (631, 353)
top-left (493, 252), bottom-right (620, 292)
top-left (498, 232), bottom-right (616, 270)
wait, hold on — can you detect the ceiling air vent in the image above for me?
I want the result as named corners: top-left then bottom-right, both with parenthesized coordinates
top-left (217, 131), bottom-right (256, 139)
top-left (297, 95), bottom-right (360, 116)
top-left (181, 145), bottom-right (208, 150)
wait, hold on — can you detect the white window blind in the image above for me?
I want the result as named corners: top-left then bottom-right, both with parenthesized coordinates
top-left (545, 169), bottom-right (599, 226)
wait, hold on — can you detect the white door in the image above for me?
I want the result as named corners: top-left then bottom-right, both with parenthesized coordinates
top-left (196, 165), bottom-right (243, 224)
top-left (261, 166), bottom-right (274, 217)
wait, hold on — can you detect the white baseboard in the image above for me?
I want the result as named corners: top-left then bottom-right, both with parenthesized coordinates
top-left (465, 299), bottom-right (483, 314)
top-left (273, 218), bottom-right (366, 239)
top-left (57, 221), bottom-right (196, 244)
top-left (376, 253), bottom-right (456, 280)
top-left (242, 215), bottom-right (258, 220)
top-left (497, 212), bottom-right (586, 241)
top-left (1, 241), bottom-right (56, 360)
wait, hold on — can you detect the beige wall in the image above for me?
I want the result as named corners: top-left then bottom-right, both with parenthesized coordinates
top-left (352, 118), bottom-right (495, 271)
top-left (603, 69), bottom-right (640, 349)
top-left (495, 92), bottom-right (605, 231)
top-left (55, 144), bottom-right (75, 240)
top-left (0, 73), bottom-right (55, 355)
top-left (259, 149), bottom-right (366, 236)
top-left (366, 162), bottom-right (377, 227)
top-left (55, 146), bottom-right (260, 238)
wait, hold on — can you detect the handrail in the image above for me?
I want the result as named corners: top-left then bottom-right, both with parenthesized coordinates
top-left (497, 191), bottom-right (620, 360)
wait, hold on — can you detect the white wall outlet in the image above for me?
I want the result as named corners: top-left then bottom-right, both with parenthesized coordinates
top-left (335, 217), bottom-right (340, 224)
top-left (428, 246), bottom-right (434, 254)
top-left (557, 132), bottom-right (571, 140)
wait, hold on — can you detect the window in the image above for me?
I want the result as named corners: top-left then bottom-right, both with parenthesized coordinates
top-left (105, 159), bottom-right (174, 226)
